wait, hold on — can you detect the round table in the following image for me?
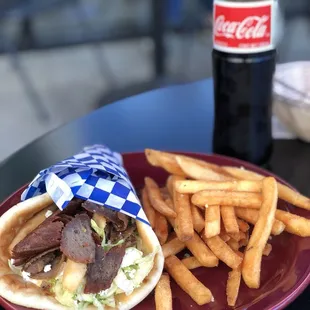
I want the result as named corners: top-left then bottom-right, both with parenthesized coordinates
top-left (0, 78), bottom-right (310, 309)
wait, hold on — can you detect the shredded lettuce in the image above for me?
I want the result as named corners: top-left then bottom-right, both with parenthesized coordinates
top-left (102, 239), bottom-right (124, 251)
top-left (90, 219), bottom-right (106, 244)
top-left (50, 245), bottom-right (157, 310)
top-left (132, 252), bottom-right (156, 287)
top-left (8, 259), bottom-right (22, 275)
top-left (52, 279), bottom-right (75, 307)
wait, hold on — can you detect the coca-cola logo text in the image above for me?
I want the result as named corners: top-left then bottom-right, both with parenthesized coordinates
top-left (214, 15), bottom-right (269, 40)
top-left (213, 2), bottom-right (273, 51)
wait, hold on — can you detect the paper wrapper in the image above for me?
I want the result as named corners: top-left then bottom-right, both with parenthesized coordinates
top-left (21, 144), bottom-right (149, 225)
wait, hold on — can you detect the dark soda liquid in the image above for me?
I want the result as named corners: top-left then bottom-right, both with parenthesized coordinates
top-left (212, 49), bottom-right (276, 166)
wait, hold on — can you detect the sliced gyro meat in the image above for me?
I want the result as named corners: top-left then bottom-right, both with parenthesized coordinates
top-left (60, 214), bottom-right (95, 263)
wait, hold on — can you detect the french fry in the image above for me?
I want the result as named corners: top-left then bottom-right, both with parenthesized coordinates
top-left (141, 188), bottom-right (156, 228)
top-left (277, 183), bottom-right (310, 211)
top-left (219, 231), bottom-right (231, 242)
top-left (165, 203), bottom-right (218, 267)
top-left (191, 204), bottom-right (205, 233)
top-left (181, 256), bottom-right (203, 270)
top-left (162, 237), bottom-right (185, 258)
top-left (166, 175), bottom-right (183, 199)
top-left (145, 149), bottom-right (186, 176)
top-left (221, 206), bottom-right (239, 234)
top-left (155, 273), bottom-right (172, 310)
top-left (228, 231), bottom-right (246, 242)
top-left (176, 156), bottom-right (233, 181)
top-left (160, 187), bottom-right (170, 200)
top-left (192, 191), bottom-right (262, 209)
top-left (227, 239), bottom-right (239, 251)
top-left (239, 231), bottom-right (249, 247)
top-left (173, 186), bottom-right (194, 242)
top-left (242, 177), bottom-right (278, 288)
top-left (145, 177), bottom-right (177, 218)
top-left (222, 166), bottom-right (263, 181)
top-left (204, 205), bottom-right (221, 238)
top-left (226, 269), bottom-right (242, 307)
top-left (164, 255), bottom-right (214, 305)
top-left (165, 197), bottom-right (175, 211)
top-left (263, 243), bottom-right (272, 256)
top-left (175, 180), bottom-right (262, 194)
top-left (93, 213), bottom-right (107, 229)
top-left (9, 204), bottom-right (57, 254)
top-left (166, 231), bottom-right (177, 242)
top-left (223, 166), bottom-right (310, 211)
top-left (63, 259), bottom-right (87, 292)
top-left (275, 209), bottom-right (310, 237)
top-left (154, 213), bottom-right (169, 245)
top-left (235, 208), bottom-right (285, 235)
top-left (237, 218), bottom-right (250, 233)
top-left (201, 234), bottom-right (242, 269)
top-left (185, 232), bottom-right (219, 267)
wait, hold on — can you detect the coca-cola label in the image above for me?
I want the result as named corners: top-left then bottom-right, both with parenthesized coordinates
top-left (213, 0), bottom-right (275, 53)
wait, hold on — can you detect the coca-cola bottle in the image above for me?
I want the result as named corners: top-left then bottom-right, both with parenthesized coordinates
top-left (212, 0), bottom-right (278, 166)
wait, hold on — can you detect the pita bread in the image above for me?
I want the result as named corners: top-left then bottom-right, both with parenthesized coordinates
top-left (0, 194), bottom-right (164, 310)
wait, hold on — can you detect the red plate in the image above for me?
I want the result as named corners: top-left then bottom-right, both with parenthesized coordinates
top-left (0, 152), bottom-right (310, 310)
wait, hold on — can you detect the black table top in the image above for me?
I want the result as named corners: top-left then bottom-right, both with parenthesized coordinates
top-left (0, 78), bottom-right (309, 309)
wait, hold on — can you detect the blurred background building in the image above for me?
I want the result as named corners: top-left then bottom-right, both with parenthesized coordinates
top-left (0, 0), bottom-right (309, 162)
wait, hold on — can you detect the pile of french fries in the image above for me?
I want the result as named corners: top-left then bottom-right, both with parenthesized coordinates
top-left (142, 149), bottom-right (310, 309)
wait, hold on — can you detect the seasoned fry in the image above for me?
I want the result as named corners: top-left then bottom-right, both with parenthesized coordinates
top-left (191, 204), bottom-right (205, 233)
top-left (9, 204), bottom-right (57, 254)
top-left (145, 177), bottom-right (177, 218)
top-left (228, 231), bottom-right (246, 242)
top-left (235, 208), bottom-right (285, 235)
top-left (201, 234), bottom-right (242, 269)
top-left (162, 237), bottom-right (185, 258)
top-left (166, 175), bottom-right (184, 199)
top-left (165, 197), bottom-right (175, 211)
top-left (141, 187), bottom-right (156, 228)
top-left (192, 191), bottom-right (262, 209)
top-left (237, 218), bottom-right (250, 233)
top-left (145, 149), bottom-right (186, 176)
top-left (239, 231), bottom-right (249, 247)
top-left (204, 205), bottom-right (221, 238)
top-left (227, 239), bottom-right (239, 251)
top-left (143, 150), bottom-right (310, 307)
top-left (275, 209), bottom-right (310, 237)
top-left (155, 273), bottom-right (172, 310)
top-left (175, 180), bottom-right (262, 194)
top-left (63, 259), bottom-right (87, 292)
top-left (223, 165), bottom-right (310, 211)
top-left (167, 231), bottom-right (177, 242)
top-left (176, 156), bottom-right (233, 181)
top-left (181, 256), bottom-right (203, 270)
top-left (263, 243), bottom-right (272, 256)
top-left (219, 231), bottom-right (231, 242)
top-left (222, 166), bottom-right (263, 181)
top-left (160, 187), bottom-right (170, 200)
top-left (154, 213), bottom-right (169, 245)
top-left (277, 183), bottom-right (310, 211)
top-left (166, 203), bottom-right (218, 267)
top-left (226, 269), bottom-right (241, 307)
top-left (221, 206), bottom-right (239, 234)
top-left (185, 232), bottom-right (219, 267)
top-left (242, 177), bottom-right (278, 288)
top-left (173, 188), bottom-right (194, 242)
top-left (164, 256), bottom-right (214, 305)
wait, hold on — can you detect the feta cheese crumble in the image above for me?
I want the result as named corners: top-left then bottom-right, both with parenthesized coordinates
top-left (44, 264), bottom-right (52, 272)
top-left (45, 210), bottom-right (53, 218)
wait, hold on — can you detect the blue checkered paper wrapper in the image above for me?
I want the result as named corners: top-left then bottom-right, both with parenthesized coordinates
top-left (21, 144), bottom-right (149, 225)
